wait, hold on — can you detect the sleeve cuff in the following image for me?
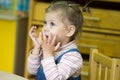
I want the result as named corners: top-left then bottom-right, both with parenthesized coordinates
top-left (29, 50), bottom-right (41, 60)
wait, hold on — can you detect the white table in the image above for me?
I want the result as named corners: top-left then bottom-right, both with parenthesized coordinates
top-left (0, 71), bottom-right (28, 80)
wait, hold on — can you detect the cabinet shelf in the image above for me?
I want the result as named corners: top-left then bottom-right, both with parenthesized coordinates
top-left (32, 20), bottom-right (44, 25)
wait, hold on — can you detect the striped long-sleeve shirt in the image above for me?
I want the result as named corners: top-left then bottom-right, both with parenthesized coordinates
top-left (27, 40), bottom-right (83, 80)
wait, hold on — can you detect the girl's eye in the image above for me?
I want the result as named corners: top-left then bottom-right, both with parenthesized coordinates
top-left (50, 22), bottom-right (55, 26)
top-left (44, 21), bottom-right (47, 25)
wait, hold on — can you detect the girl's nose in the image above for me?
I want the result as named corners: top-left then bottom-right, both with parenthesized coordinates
top-left (42, 25), bottom-right (49, 32)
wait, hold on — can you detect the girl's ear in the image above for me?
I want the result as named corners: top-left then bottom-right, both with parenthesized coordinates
top-left (66, 25), bottom-right (76, 37)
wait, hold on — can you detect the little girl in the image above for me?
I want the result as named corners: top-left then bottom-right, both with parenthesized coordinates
top-left (27, 1), bottom-right (83, 80)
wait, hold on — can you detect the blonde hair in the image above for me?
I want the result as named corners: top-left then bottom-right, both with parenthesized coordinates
top-left (45, 1), bottom-right (83, 40)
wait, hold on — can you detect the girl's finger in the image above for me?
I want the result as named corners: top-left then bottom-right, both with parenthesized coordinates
top-left (38, 32), bottom-right (43, 43)
top-left (55, 42), bottom-right (61, 51)
top-left (42, 32), bottom-right (47, 43)
top-left (48, 32), bottom-right (52, 44)
top-left (29, 26), bottom-right (33, 35)
top-left (51, 33), bottom-right (57, 45)
top-left (29, 26), bottom-right (36, 35)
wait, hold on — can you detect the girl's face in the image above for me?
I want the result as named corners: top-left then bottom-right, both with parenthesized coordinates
top-left (42, 11), bottom-right (70, 46)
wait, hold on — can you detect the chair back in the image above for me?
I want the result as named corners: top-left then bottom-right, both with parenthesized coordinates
top-left (89, 49), bottom-right (120, 80)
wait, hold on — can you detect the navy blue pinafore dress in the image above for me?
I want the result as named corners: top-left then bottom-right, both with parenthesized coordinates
top-left (35, 48), bottom-right (81, 80)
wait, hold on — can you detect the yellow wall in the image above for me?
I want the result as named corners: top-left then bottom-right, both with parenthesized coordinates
top-left (0, 20), bottom-right (16, 73)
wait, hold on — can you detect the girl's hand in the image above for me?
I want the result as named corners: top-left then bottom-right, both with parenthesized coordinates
top-left (29, 26), bottom-right (42, 49)
top-left (41, 32), bottom-right (60, 58)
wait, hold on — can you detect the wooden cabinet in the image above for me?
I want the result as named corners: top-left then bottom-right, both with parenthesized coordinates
top-left (0, 17), bottom-right (28, 76)
top-left (24, 0), bottom-right (120, 80)
top-left (78, 8), bottom-right (120, 57)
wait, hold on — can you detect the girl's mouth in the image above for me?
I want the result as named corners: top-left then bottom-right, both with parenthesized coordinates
top-left (45, 35), bottom-right (48, 38)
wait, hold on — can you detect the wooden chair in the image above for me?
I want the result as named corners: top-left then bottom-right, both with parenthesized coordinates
top-left (77, 43), bottom-right (97, 80)
top-left (89, 49), bottom-right (120, 80)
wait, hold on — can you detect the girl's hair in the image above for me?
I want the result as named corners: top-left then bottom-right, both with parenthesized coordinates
top-left (45, 0), bottom-right (83, 39)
